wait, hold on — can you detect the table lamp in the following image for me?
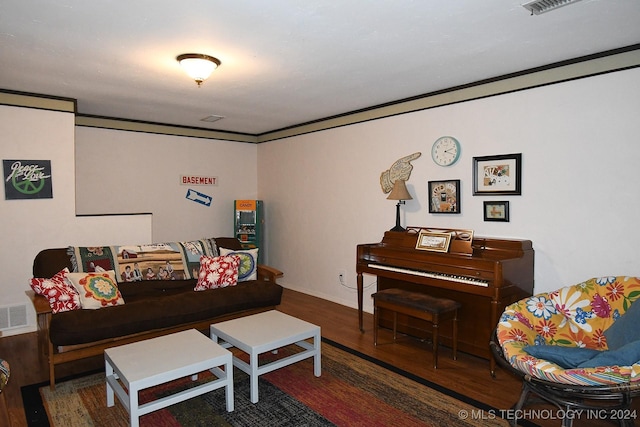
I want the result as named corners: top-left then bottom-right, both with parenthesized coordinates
top-left (387, 179), bottom-right (412, 232)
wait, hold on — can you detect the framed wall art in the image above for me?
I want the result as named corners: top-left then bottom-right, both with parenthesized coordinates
top-left (428, 179), bottom-right (460, 214)
top-left (472, 153), bottom-right (521, 195)
top-left (3, 159), bottom-right (53, 200)
top-left (483, 201), bottom-right (510, 222)
top-left (415, 230), bottom-right (452, 252)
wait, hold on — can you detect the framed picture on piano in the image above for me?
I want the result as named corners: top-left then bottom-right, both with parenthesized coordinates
top-left (415, 230), bottom-right (452, 252)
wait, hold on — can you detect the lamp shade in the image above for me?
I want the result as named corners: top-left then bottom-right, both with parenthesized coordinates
top-left (387, 180), bottom-right (412, 201)
top-left (177, 54), bottom-right (221, 86)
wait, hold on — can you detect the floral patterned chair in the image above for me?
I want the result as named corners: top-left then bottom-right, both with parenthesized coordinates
top-left (0, 358), bottom-right (9, 424)
top-left (0, 359), bottom-right (8, 391)
top-left (490, 276), bottom-right (640, 427)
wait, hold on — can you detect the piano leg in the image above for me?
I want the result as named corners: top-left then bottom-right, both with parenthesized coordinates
top-left (432, 320), bottom-right (439, 369)
top-left (489, 300), bottom-right (500, 375)
top-left (357, 272), bottom-right (364, 332)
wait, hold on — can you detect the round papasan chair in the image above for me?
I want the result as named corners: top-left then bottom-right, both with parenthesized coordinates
top-left (490, 276), bottom-right (640, 427)
top-left (0, 357), bottom-right (9, 425)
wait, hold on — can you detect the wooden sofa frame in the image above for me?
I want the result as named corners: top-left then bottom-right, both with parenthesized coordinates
top-left (28, 264), bottom-right (283, 389)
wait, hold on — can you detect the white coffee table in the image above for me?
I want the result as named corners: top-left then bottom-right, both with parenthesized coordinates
top-left (210, 310), bottom-right (321, 403)
top-left (105, 329), bottom-right (234, 427)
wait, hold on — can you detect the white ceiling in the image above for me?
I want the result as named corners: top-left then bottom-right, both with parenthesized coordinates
top-left (1, 1), bottom-right (639, 135)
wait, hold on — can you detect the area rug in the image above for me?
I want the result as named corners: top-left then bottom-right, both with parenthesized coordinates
top-left (22, 339), bottom-right (511, 427)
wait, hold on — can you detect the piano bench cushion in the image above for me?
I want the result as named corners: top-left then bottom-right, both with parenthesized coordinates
top-left (496, 276), bottom-right (640, 385)
top-left (373, 288), bottom-right (461, 314)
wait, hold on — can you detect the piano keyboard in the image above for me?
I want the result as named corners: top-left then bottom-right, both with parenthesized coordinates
top-left (367, 263), bottom-right (489, 287)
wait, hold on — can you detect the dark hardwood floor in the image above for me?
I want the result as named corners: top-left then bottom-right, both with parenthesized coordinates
top-left (0, 288), bottom-right (631, 426)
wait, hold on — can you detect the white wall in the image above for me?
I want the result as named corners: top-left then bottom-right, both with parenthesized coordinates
top-left (0, 106), bottom-right (152, 336)
top-left (75, 127), bottom-right (258, 242)
top-left (1, 105), bottom-right (260, 336)
top-left (258, 67), bottom-right (640, 314)
top-left (3, 66), bottom-right (639, 336)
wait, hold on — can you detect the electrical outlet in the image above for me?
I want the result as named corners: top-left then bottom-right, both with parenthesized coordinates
top-left (338, 269), bottom-right (347, 286)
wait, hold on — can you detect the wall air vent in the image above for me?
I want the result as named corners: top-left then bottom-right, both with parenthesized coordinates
top-left (522, 0), bottom-right (582, 15)
top-left (0, 303), bottom-right (28, 330)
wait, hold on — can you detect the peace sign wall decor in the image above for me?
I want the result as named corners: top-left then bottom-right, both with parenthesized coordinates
top-left (3, 159), bottom-right (53, 200)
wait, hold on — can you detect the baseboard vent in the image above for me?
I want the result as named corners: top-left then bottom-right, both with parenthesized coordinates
top-left (0, 304), bottom-right (28, 330)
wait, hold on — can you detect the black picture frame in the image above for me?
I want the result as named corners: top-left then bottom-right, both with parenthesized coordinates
top-left (472, 153), bottom-right (522, 195)
top-left (483, 201), bottom-right (510, 222)
top-left (3, 159), bottom-right (53, 200)
top-left (428, 179), bottom-right (460, 214)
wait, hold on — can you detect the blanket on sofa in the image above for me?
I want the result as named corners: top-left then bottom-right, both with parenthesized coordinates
top-left (67, 238), bottom-right (219, 283)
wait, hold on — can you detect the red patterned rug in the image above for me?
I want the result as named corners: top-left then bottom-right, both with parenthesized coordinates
top-left (22, 338), bottom-right (508, 426)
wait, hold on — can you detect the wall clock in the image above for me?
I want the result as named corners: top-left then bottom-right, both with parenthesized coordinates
top-left (431, 136), bottom-right (461, 167)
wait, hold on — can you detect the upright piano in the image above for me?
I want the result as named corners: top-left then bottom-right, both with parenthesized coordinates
top-left (357, 227), bottom-right (534, 366)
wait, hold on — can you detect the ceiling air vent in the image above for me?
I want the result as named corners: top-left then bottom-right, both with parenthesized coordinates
top-left (522, 0), bottom-right (582, 15)
top-left (200, 115), bottom-right (225, 123)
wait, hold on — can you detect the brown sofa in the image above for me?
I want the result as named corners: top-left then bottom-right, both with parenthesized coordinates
top-left (27, 237), bottom-right (283, 389)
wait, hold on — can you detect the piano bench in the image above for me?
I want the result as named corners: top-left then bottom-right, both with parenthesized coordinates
top-left (372, 288), bottom-right (461, 368)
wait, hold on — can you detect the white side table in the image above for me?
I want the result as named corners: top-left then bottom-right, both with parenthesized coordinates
top-left (105, 329), bottom-right (233, 427)
top-left (210, 310), bottom-right (321, 403)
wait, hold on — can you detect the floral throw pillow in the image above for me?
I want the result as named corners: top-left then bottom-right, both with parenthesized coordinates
top-left (29, 267), bottom-right (81, 314)
top-left (194, 255), bottom-right (240, 291)
top-left (66, 271), bottom-right (125, 309)
top-left (219, 247), bottom-right (258, 281)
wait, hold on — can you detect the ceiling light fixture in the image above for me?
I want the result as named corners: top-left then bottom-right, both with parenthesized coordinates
top-left (522, 0), bottom-right (582, 15)
top-left (176, 53), bottom-right (221, 87)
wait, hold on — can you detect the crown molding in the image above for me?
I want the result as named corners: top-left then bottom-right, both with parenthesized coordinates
top-left (2, 45), bottom-right (638, 143)
top-left (75, 115), bottom-right (257, 143)
top-left (257, 45), bottom-right (640, 142)
top-left (0, 90), bottom-right (76, 113)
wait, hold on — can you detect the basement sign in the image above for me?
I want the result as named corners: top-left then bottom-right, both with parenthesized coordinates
top-left (180, 175), bottom-right (218, 186)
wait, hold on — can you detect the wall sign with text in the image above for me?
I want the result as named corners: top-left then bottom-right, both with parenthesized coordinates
top-left (180, 175), bottom-right (218, 186)
top-left (3, 159), bottom-right (53, 200)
